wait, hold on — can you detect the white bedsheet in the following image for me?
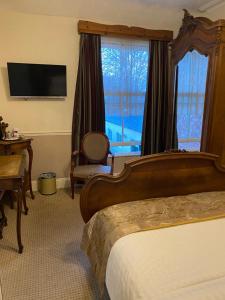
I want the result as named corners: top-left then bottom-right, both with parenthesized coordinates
top-left (106, 218), bottom-right (225, 300)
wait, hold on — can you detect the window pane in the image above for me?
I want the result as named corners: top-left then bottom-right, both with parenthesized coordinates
top-left (102, 37), bottom-right (149, 154)
top-left (177, 50), bottom-right (208, 151)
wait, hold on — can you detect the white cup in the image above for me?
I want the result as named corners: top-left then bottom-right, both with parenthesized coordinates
top-left (12, 128), bottom-right (20, 138)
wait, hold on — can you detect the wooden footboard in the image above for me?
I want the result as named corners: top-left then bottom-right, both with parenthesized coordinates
top-left (80, 152), bottom-right (225, 222)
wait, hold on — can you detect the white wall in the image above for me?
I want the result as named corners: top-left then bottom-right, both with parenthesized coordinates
top-left (0, 10), bottom-right (77, 133)
top-left (0, 5), bottom-right (188, 180)
top-left (0, 6), bottom-right (185, 134)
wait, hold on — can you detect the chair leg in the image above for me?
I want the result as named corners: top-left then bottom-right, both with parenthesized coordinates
top-left (10, 191), bottom-right (14, 209)
top-left (71, 176), bottom-right (75, 199)
top-left (0, 204), bottom-right (7, 240)
top-left (0, 205), bottom-right (7, 225)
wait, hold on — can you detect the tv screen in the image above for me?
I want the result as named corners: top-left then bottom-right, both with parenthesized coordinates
top-left (7, 62), bottom-right (67, 98)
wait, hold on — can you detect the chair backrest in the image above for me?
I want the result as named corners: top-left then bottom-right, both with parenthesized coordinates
top-left (82, 132), bottom-right (110, 163)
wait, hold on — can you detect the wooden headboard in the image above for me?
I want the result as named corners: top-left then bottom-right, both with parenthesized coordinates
top-left (80, 152), bottom-right (225, 222)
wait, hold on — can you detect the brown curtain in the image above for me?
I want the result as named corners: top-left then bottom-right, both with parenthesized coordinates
top-left (141, 40), bottom-right (177, 155)
top-left (71, 33), bottom-right (105, 156)
top-left (167, 66), bottom-right (178, 150)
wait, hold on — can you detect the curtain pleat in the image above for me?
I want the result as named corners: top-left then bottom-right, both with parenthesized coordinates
top-left (141, 40), bottom-right (176, 155)
top-left (165, 64), bottom-right (178, 151)
top-left (71, 34), bottom-right (105, 159)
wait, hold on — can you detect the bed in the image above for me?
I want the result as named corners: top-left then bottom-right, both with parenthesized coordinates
top-left (80, 152), bottom-right (225, 299)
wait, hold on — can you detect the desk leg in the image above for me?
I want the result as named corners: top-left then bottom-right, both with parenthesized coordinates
top-left (16, 188), bottom-right (23, 254)
top-left (27, 144), bottom-right (35, 199)
top-left (22, 178), bottom-right (28, 215)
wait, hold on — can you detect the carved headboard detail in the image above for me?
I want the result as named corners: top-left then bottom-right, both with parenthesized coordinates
top-left (80, 152), bottom-right (225, 222)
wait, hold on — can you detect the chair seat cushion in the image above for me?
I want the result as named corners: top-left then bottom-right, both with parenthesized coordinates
top-left (73, 164), bottom-right (111, 179)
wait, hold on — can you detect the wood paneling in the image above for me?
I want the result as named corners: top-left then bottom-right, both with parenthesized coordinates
top-left (78, 20), bottom-right (173, 41)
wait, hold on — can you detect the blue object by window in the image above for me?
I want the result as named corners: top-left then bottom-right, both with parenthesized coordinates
top-left (101, 37), bottom-right (149, 155)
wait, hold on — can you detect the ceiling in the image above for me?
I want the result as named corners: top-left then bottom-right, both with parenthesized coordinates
top-left (139, 0), bottom-right (225, 10)
top-left (0, 0), bottom-right (224, 17)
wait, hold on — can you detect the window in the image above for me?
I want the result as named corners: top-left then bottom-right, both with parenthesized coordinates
top-left (177, 50), bottom-right (208, 151)
top-left (101, 37), bottom-right (149, 155)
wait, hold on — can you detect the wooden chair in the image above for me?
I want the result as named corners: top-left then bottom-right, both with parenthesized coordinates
top-left (70, 132), bottom-right (114, 199)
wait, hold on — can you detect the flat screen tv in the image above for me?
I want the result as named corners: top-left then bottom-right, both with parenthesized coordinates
top-left (7, 62), bottom-right (67, 98)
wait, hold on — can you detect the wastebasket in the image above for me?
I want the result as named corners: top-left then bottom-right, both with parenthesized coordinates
top-left (39, 172), bottom-right (56, 195)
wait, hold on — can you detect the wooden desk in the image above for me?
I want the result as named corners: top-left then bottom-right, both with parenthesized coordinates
top-left (0, 138), bottom-right (34, 199)
top-left (0, 155), bottom-right (24, 253)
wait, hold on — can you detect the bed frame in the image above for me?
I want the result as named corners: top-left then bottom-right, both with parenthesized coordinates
top-left (80, 152), bottom-right (225, 222)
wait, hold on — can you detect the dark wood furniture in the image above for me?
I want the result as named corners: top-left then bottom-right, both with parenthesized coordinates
top-left (70, 132), bottom-right (114, 199)
top-left (0, 155), bottom-right (25, 253)
top-left (0, 190), bottom-right (7, 240)
top-left (80, 152), bottom-right (225, 222)
top-left (78, 20), bottom-right (173, 41)
top-left (169, 10), bottom-right (225, 160)
top-left (0, 138), bottom-right (34, 199)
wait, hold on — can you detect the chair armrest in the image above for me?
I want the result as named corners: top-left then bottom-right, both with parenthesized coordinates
top-left (71, 150), bottom-right (81, 173)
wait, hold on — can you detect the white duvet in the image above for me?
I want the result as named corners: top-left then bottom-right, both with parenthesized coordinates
top-left (106, 218), bottom-right (225, 300)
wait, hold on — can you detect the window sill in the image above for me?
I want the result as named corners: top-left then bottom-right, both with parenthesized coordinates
top-left (111, 151), bottom-right (141, 158)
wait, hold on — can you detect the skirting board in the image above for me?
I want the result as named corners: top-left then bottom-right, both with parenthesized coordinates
top-left (32, 177), bottom-right (70, 192)
top-left (31, 174), bottom-right (120, 192)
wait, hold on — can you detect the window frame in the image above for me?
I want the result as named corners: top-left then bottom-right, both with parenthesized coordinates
top-left (102, 36), bottom-right (149, 154)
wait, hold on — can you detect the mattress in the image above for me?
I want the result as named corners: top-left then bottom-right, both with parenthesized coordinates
top-left (106, 218), bottom-right (225, 300)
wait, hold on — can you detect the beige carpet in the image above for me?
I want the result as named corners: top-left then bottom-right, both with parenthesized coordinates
top-left (0, 189), bottom-right (99, 300)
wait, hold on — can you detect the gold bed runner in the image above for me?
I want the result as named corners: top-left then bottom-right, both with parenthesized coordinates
top-left (81, 190), bottom-right (225, 295)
